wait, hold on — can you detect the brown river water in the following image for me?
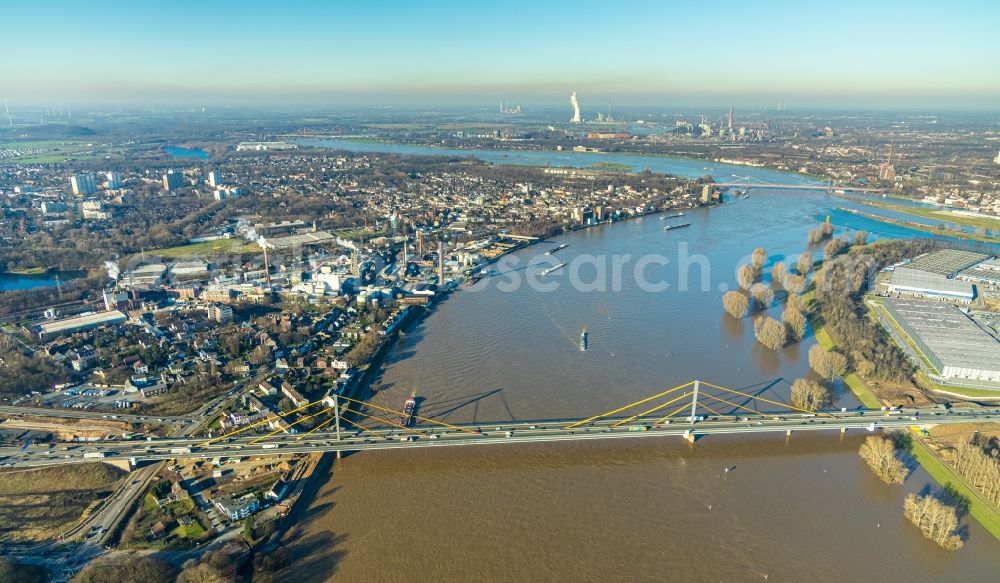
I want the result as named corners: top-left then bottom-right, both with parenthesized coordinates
top-left (279, 189), bottom-right (1000, 582)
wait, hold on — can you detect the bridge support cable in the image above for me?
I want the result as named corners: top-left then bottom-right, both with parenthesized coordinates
top-left (340, 405), bottom-right (429, 435)
top-left (697, 401), bottom-right (726, 418)
top-left (699, 381), bottom-right (835, 418)
top-left (564, 381), bottom-right (694, 429)
top-left (695, 392), bottom-right (767, 418)
top-left (298, 415), bottom-right (339, 439)
top-left (198, 397), bottom-right (330, 447)
top-left (334, 393), bottom-right (480, 435)
top-left (611, 391), bottom-right (692, 427)
top-left (654, 401), bottom-right (696, 425)
top-left (249, 406), bottom-right (334, 445)
top-left (336, 415), bottom-right (379, 435)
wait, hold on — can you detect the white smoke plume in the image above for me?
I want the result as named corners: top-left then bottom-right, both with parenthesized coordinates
top-left (336, 237), bottom-right (358, 251)
top-left (104, 261), bottom-right (120, 280)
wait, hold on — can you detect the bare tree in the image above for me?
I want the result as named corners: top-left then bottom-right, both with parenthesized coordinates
top-left (749, 282), bottom-right (774, 308)
top-left (859, 434), bottom-right (906, 484)
top-left (782, 308), bottom-right (806, 341)
top-left (722, 291), bottom-right (750, 319)
top-left (786, 292), bottom-right (806, 314)
top-left (853, 230), bottom-right (869, 246)
top-left (751, 247), bottom-right (767, 270)
top-left (903, 494), bottom-right (963, 550)
top-left (797, 251), bottom-right (813, 276)
top-left (737, 264), bottom-right (758, 290)
top-left (754, 317), bottom-right (787, 350)
top-left (949, 439), bottom-right (1000, 505)
top-left (771, 262), bottom-right (788, 285)
top-left (808, 344), bottom-right (848, 381)
top-left (74, 556), bottom-right (176, 583)
top-left (782, 274), bottom-right (806, 294)
top-left (807, 222), bottom-right (834, 244)
top-left (854, 357), bottom-right (875, 379)
top-left (790, 377), bottom-right (831, 411)
top-left (824, 238), bottom-right (848, 259)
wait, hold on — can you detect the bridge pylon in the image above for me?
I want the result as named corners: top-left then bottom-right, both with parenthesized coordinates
top-left (689, 380), bottom-right (700, 426)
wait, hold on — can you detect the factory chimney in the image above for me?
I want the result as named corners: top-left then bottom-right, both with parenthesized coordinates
top-left (401, 220), bottom-right (408, 274)
top-left (261, 243), bottom-right (272, 287)
top-left (437, 241), bottom-right (445, 286)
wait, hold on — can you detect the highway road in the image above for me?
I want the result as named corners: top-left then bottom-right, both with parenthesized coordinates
top-left (2, 406), bottom-right (998, 469)
top-left (0, 405), bottom-right (188, 427)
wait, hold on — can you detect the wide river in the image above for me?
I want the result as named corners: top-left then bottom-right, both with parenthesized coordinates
top-left (281, 141), bottom-right (1000, 582)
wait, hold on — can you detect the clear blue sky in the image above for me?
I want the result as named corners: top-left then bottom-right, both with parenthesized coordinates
top-left (2, 0), bottom-right (998, 108)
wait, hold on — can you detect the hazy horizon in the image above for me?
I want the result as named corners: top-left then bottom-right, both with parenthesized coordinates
top-left (2, 0), bottom-right (999, 109)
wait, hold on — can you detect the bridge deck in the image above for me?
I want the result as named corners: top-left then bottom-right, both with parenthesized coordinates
top-left (2, 408), bottom-right (996, 469)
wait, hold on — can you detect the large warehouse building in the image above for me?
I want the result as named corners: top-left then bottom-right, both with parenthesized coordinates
top-left (900, 249), bottom-right (992, 277)
top-left (885, 249), bottom-right (996, 303)
top-left (33, 310), bottom-right (127, 341)
top-left (883, 298), bottom-right (1000, 382)
top-left (887, 268), bottom-right (976, 302)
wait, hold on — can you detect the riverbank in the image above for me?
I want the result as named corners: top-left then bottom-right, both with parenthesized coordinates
top-left (806, 281), bottom-right (1000, 542)
top-left (804, 289), bottom-right (883, 409)
top-left (839, 206), bottom-right (1000, 244)
top-left (909, 436), bottom-right (1000, 542)
top-left (846, 196), bottom-right (1000, 232)
top-left (293, 136), bottom-right (825, 187)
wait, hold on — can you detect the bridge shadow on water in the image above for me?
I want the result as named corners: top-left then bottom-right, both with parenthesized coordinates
top-left (703, 378), bottom-right (786, 416)
top-left (417, 388), bottom-right (518, 424)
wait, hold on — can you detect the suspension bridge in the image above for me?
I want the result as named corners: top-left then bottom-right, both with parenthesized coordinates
top-left (2, 380), bottom-right (997, 470)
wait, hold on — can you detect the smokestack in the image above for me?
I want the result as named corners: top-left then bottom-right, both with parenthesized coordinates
top-left (401, 220), bottom-right (408, 275)
top-left (262, 244), bottom-right (272, 287)
top-left (437, 241), bottom-right (444, 286)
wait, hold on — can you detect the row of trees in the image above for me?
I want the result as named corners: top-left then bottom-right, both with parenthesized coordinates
top-left (812, 239), bottom-right (937, 385)
top-left (949, 439), bottom-right (1000, 505)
